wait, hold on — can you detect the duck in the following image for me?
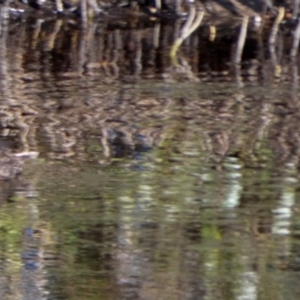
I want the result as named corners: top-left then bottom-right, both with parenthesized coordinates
top-left (0, 151), bottom-right (38, 180)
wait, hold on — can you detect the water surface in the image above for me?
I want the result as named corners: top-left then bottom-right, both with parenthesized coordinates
top-left (0, 15), bottom-right (299, 300)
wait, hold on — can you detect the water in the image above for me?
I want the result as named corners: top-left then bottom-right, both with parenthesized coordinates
top-left (0, 13), bottom-right (299, 300)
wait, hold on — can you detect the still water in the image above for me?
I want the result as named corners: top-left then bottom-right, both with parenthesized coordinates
top-left (0, 13), bottom-right (299, 300)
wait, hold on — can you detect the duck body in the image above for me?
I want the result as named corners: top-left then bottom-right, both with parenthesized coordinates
top-left (0, 151), bottom-right (38, 180)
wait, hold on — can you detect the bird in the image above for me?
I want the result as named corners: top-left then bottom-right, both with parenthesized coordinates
top-left (0, 151), bottom-right (38, 180)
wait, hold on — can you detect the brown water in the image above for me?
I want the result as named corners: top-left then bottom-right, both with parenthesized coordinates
top-left (0, 14), bottom-right (299, 300)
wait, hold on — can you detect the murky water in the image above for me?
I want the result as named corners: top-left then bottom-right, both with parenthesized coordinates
top-left (0, 13), bottom-right (299, 300)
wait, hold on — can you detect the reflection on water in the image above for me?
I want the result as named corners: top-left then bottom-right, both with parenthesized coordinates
top-left (0, 13), bottom-right (299, 300)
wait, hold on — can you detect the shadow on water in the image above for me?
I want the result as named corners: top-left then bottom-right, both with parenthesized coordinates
top-left (0, 7), bottom-right (300, 300)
